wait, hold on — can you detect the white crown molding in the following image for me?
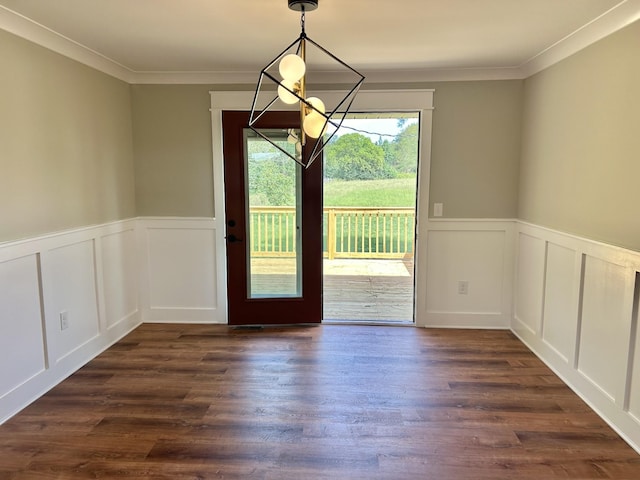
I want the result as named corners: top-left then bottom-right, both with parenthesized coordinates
top-left (520, 0), bottom-right (640, 78)
top-left (0, 5), bottom-right (135, 83)
top-left (133, 67), bottom-right (524, 85)
top-left (2, 2), bottom-right (639, 85)
top-left (131, 71), bottom-right (257, 85)
top-left (359, 67), bottom-right (524, 83)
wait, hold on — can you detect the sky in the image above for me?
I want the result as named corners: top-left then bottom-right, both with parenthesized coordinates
top-left (329, 116), bottom-right (419, 142)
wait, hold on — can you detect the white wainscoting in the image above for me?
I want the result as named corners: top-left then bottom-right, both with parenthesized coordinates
top-left (5, 214), bottom-right (640, 457)
top-left (513, 221), bottom-right (640, 452)
top-left (137, 217), bottom-right (227, 324)
top-left (0, 220), bottom-right (141, 423)
top-left (418, 219), bottom-right (515, 328)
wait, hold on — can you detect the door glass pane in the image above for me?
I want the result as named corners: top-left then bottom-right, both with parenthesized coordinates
top-left (244, 129), bottom-right (302, 298)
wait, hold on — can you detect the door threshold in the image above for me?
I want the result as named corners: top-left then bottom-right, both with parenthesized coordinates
top-left (322, 319), bottom-right (415, 327)
top-left (230, 323), bottom-right (321, 329)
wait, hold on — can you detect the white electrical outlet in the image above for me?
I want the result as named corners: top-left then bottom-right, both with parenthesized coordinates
top-left (458, 281), bottom-right (469, 295)
top-left (59, 311), bottom-right (69, 330)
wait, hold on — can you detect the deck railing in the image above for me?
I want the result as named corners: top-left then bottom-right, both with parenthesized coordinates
top-left (249, 206), bottom-right (415, 259)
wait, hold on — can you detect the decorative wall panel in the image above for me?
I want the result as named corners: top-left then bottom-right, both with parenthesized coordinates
top-left (420, 220), bottom-right (514, 328)
top-left (542, 243), bottom-right (579, 362)
top-left (0, 255), bottom-right (45, 398)
top-left (513, 222), bottom-right (640, 453)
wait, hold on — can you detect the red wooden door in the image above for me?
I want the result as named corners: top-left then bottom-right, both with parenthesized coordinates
top-left (222, 111), bottom-right (322, 325)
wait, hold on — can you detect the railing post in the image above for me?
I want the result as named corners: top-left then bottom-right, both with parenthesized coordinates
top-left (327, 208), bottom-right (336, 260)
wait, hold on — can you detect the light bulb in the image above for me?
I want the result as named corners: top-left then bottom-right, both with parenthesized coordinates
top-left (306, 97), bottom-right (326, 114)
top-left (279, 54), bottom-right (306, 82)
top-left (303, 111), bottom-right (327, 138)
top-left (278, 80), bottom-right (299, 105)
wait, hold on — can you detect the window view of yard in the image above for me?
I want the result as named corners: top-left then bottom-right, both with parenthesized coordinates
top-left (324, 177), bottom-right (416, 207)
top-left (247, 113), bottom-right (419, 322)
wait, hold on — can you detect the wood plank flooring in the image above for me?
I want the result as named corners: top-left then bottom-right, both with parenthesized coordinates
top-left (2, 324), bottom-right (640, 479)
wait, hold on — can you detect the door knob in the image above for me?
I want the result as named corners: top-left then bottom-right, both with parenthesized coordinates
top-left (227, 234), bottom-right (243, 243)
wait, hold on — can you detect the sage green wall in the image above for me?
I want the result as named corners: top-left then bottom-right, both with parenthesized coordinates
top-left (5, 19), bottom-right (638, 249)
top-left (428, 80), bottom-right (522, 218)
top-left (0, 30), bottom-right (135, 243)
top-left (519, 21), bottom-right (640, 252)
top-left (131, 81), bottom-right (522, 219)
top-left (131, 85), bottom-right (214, 217)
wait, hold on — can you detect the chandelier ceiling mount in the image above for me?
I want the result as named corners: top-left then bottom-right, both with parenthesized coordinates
top-left (287, 0), bottom-right (318, 12)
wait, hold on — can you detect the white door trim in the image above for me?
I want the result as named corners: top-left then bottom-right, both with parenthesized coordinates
top-left (210, 89), bottom-right (435, 325)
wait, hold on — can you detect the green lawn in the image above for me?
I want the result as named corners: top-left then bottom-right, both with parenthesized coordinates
top-left (323, 177), bottom-right (417, 207)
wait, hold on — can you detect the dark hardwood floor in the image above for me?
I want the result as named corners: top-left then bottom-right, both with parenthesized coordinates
top-left (2, 324), bottom-right (640, 479)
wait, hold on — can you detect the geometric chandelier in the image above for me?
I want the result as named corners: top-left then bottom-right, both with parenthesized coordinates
top-left (249, 0), bottom-right (365, 168)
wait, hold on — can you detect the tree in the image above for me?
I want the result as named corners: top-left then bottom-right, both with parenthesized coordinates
top-left (324, 133), bottom-right (392, 180)
top-left (247, 140), bottom-right (296, 206)
top-left (379, 138), bottom-right (397, 168)
top-left (389, 123), bottom-right (419, 173)
top-left (250, 159), bottom-right (295, 205)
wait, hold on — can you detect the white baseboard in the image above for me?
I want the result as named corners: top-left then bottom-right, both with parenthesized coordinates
top-left (513, 221), bottom-right (640, 453)
top-left (0, 219), bottom-right (142, 423)
top-left (0, 216), bottom-right (232, 422)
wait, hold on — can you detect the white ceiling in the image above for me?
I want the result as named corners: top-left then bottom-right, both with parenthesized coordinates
top-left (1, 0), bottom-right (639, 83)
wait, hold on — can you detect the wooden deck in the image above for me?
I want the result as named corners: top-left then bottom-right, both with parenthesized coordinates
top-left (323, 259), bottom-right (414, 322)
top-left (251, 258), bottom-right (415, 323)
